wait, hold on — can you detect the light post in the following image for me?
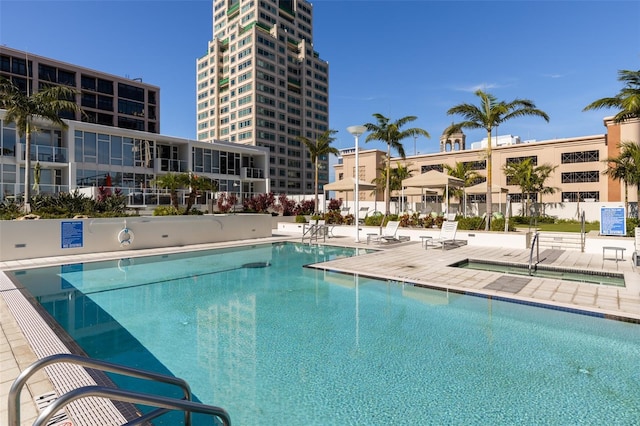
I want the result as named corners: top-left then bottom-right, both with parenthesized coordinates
top-left (347, 125), bottom-right (366, 242)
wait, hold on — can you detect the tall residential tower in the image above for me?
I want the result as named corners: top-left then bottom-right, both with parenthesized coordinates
top-left (196, 0), bottom-right (330, 195)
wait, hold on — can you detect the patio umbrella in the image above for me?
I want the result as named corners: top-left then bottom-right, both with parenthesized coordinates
top-left (401, 170), bottom-right (464, 214)
top-left (465, 182), bottom-right (509, 215)
top-left (324, 177), bottom-right (376, 211)
top-left (391, 187), bottom-right (438, 212)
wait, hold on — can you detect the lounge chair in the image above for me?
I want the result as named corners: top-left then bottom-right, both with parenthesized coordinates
top-left (358, 207), bottom-right (369, 224)
top-left (426, 221), bottom-right (465, 250)
top-left (369, 221), bottom-right (401, 244)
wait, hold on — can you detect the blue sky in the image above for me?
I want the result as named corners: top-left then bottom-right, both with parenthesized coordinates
top-left (1, 0), bottom-right (639, 155)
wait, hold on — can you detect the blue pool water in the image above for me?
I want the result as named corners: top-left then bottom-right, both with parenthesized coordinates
top-left (10, 242), bottom-right (640, 425)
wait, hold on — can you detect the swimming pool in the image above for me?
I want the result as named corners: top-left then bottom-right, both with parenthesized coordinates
top-left (9, 242), bottom-right (640, 424)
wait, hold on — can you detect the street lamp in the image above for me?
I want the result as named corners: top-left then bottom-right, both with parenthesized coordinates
top-left (347, 125), bottom-right (366, 242)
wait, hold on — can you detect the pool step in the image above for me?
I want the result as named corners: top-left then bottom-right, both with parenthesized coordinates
top-left (537, 232), bottom-right (584, 252)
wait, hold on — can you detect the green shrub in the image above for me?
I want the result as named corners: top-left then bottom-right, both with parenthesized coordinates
top-left (324, 210), bottom-right (344, 224)
top-left (364, 211), bottom-right (384, 226)
top-left (153, 205), bottom-right (181, 216)
top-left (626, 218), bottom-right (639, 236)
top-left (457, 216), bottom-right (485, 230)
top-left (489, 217), bottom-right (517, 232)
top-left (343, 214), bottom-right (355, 225)
top-left (295, 214), bottom-right (307, 223)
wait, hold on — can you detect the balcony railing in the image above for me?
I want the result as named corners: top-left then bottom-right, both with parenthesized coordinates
top-left (242, 167), bottom-right (265, 179)
top-left (2, 184), bottom-right (70, 201)
top-left (158, 158), bottom-right (188, 173)
top-left (20, 144), bottom-right (68, 163)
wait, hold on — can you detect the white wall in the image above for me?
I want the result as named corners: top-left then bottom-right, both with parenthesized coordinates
top-left (0, 214), bottom-right (272, 261)
top-left (277, 222), bottom-right (634, 254)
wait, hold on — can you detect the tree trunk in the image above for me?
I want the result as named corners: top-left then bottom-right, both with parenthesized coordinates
top-left (23, 127), bottom-right (32, 213)
top-left (485, 129), bottom-right (492, 231)
top-left (171, 191), bottom-right (179, 211)
top-left (314, 159), bottom-right (319, 214)
top-left (385, 145), bottom-right (391, 216)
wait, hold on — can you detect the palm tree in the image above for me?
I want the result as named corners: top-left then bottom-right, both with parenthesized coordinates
top-left (371, 162), bottom-right (415, 211)
top-left (298, 129), bottom-right (339, 213)
top-left (583, 69), bottom-right (640, 122)
top-left (605, 142), bottom-right (640, 220)
top-left (152, 173), bottom-right (185, 210)
top-left (183, 173), bottom-right (216, 214)
top-left (447, 90), bottom-right (549, 230)
top-left (530, 163), bottom-right (558, 214)
top-left (364, 114), bottom-right (430, 218)
top-left (502, 158), bottom-right (557, 215)
top-left (443, 162), bottom-right (482, 206)
top-left (602, 153), bottom-right (633, 215)
top-left (0, 77), bottom-right (80, 212)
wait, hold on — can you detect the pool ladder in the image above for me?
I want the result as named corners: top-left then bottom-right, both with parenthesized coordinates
top-left (529, 231), bottom-right (540, 275)
top-left (302, 223), bottom-right (327, 244)
top-left (8, 353), bottom-right (231, 426)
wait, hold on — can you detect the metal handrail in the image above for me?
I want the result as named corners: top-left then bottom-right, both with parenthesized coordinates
top-left (580, 210), bottom-right (586, 252)
top-left (528, 231), bottom-right (540, 275)
top-left (302, 223), bottom-right (327, 244)
top-left (8, 353), bottom-right (228, 426)
top-left (32, 386), bottom-right (230, 426)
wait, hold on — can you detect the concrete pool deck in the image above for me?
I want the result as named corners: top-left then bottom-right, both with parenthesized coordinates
top-left (1, 233), bottom-right (639, 425)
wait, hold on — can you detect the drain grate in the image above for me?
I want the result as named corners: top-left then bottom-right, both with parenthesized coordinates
top-left (483, 276), bottom-right (531, 293)
top-left (34, 392), bottom-right (73, 426)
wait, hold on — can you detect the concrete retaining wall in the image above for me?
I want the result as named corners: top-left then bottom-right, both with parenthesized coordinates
top-left (0, 214), bottom-right (272, 261)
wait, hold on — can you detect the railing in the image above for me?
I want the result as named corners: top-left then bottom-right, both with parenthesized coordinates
top-left (580, 210), bottom-right (586, 252)
top-left (9, 353), bottom-right (230, 426)
top-left (302, 222), bottom-right (327, 244)
top-left (242, 167), bottom-right (265, 179)
top-left (529, 231), bottom-right (540, 275)
top-left (20, 143), bottom-right (68, 163)
top-left (158, 158), bottom-right (188, 173)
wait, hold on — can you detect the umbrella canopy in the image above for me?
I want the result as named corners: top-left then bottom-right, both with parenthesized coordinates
top-left (465, 182), bottom-right (508, 195)
top-left (391, 187), bottom-right (438, 197)
top-left (323, 177), bottom-right (376, 192)
top-left (401, 171), bottom-right (464, 214)
top-left (401, 170), bottom-right (464, 189)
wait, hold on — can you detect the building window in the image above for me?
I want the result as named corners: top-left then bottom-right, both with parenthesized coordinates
top-left (561, 191), bottom-right (600, 202)
top-left (97, 79), bottom-right (113, 95)
top-left (561, 171), bottom-right (599, 183)
top-left (506, 155), bottom-right (537, 165)
top-left (421, 164), bottom-right (443, 173)
top-left (462, 160), bottom-right (486, 171)
top-left (561, 150), bottom-right (599, 164)
top-left (118, 82), bottom-right (145, 102)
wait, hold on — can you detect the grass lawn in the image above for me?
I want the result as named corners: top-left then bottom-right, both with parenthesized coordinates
top-left (515, 222), bottom-right (601, 233)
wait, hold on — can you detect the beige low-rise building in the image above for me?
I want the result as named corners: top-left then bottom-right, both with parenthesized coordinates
top-left (332, 118), bottom-right (640, 219)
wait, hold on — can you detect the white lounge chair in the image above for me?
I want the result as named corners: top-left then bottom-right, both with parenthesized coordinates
top-left (369, 221), bottom-right (401, 244)
top-left (358, 207), bottom-right (369, 224)
top-left (426, 221), bottom-right (464, 250)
